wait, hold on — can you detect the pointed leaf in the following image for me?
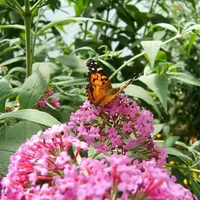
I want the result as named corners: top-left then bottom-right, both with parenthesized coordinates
top-left (166, 147), bottom-right (192, 162)
top-left (191, 140), bottom-right (200, 149)
top-left (0, 121), bottom-right (42, 173)
top-left (0, 57), bottom-right (26, 67)
top-left (168, 72), bottom-right (200, 86)
top-left (189, 174), bottom-right (200, 199)
top-left (141, 40), bottom-right (162, 67)
top-left (0, 109), bottom-right (61, 126)
top-left (56, 55), bottom-right (87, 73)
top-left (19, 64), bottom-right (50, 109)
top-left (0, 121), bottom-right (41, 151)
top-left (139, 74), bottom-right (168, 112)
top-left (33, 62), bottom-right (61, 75)
top-left (38, 17), bottom-right (109, 34)
top-left (0, 79), bottom-right (10, 100)
top-left (182, 22), bottom-right (196, 33)
top-left (182, 24), bottom-right (200, 35)
top-left (152, 123), bottom-right (164, 135)
top-left (153, 23), bottom-right (178, 33)
top-left (72, 47), bottom-right (96, 54)
top-left (165, 136), bottom-right (180, 147)
top-left (0, 79), bottom-right (11, 112)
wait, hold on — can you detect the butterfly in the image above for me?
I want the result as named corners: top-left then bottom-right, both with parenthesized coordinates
top-left (86, 59), bottom-right (133, 107)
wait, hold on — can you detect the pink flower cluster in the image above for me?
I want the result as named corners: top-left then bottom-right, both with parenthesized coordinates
top-left (69, 94), bottom-right (166, 163)
top-left (0, 124), bottom-right (195, 200)
top-left (35, 88), bottom-right (60, 109)
top-left (0, 94), bottom-right (196, 199)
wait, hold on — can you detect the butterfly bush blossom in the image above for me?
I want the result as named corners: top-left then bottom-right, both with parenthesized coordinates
top-left (69, 94), bottom-right (166, 163)
top-left (0, 94), bottom-right (196, 199)
top-left (35, 88), bottom-right (60, 109)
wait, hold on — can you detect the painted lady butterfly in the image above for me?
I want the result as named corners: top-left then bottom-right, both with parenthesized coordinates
top-left (86, 59), bottom-right (132, 107)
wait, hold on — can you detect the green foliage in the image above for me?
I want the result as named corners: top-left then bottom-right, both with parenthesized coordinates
top-left (19, 64), bottom-right (50, 109)
top-left (0, 79), bottom-right (10, 112)
top-left (0, 0), bottom-right (200, 196)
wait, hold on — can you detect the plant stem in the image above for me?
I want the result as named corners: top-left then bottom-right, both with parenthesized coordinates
top-left (165, 163), bottom-right (200, 174)
top-left (109, 51), bottom-right (145, 80)
top-left (24, 0), bottom-right (32, 77)
top-left (30, 0), bottom-right (44, 13)
top-left (10, 0), bottom-right (24, 15)
top-left (32, 9), bottom-right (41, 62)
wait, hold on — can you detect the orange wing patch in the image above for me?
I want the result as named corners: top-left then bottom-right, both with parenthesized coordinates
top-left (86, 59), bottom-right (132, 107)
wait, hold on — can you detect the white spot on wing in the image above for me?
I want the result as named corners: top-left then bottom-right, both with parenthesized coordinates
top-left (97, 67), bottom-right (103, 71)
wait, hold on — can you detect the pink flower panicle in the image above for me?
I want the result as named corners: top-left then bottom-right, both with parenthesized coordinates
top-left (0, 95), bottom-right (196, 200)
top-left (0, 125), bottom-right (88, 199)
top-left (69, 94), bottom-right (164, 163)
top-left (35, 88), bottom-right (60, 109)
top-left (0, 131), bottom-right (196, 200)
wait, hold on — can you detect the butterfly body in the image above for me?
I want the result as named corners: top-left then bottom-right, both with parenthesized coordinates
top-left (86, 59), bottom-right (132, 107)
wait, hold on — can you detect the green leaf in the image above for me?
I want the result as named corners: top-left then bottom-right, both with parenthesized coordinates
top-left (88, 146), bottom-right (97, 158)
top-left (141, 40), bottom-right (162, 67)
top-left (52, 78), bottom-right (86, 87)
top-left (139, 74), bottom-right (168, 112)
top-left (99, 59), bottom-right (117, 72)
top-left (0, 109), bottom-right (61, 126)
top-left (7, 67), bottom-right (26, 75)
top-left (0, 57), bottom-right (26, 67)
top-left (0, 79), bottom-right (10, 100)
top-left (0, 150), bottom-right (12, 174)
top-left (33, 62), bottom-right (61, 75)
top-left (56, 55), bottom-right (87, 74)
top-left (168, 72), bottom-right (200, 86)
top-left (0, 0), bottom-right (7, 4)
top-left (189, 174), bottom-right (200, 199)
top-left (153, 23), bottom-right (178, 33)
top-left (187, 33), bottom-right (197, 55)
top-left (152, 123), bottom-right (164, 135)
top-left (88, 146), bottom-right (104, 159)
top-left (166, 147), bottom-right (192, 162)
top-left (38, 17), bottom-right (110, 34)
top-left (175, 141), bottom-right (189, 149)
top-left (0, 24), bottom-right (25, 31)
top-left (19, 64), bottom-right (50, 109)
top-left (34, 43), bottom-right (52, 57)
top-left (74, 0), bottom-right (90, 16)
top-left (153, 31), bottom-right (166, 40)
top-left (181, 22), bottom-right (196, 33)
top-left (72, 47), bottom-right (98, 55)
top-left (0, 38), bottom-right (20, 45)
top-left (0, 125), bottom-right (13, 174)
top-left (119, 83), bottom-right (161, 116)
top-left (191, 140), bottom-right (200, 149)
top-left (182, 24), bottom-right (200, 35)
top-left (0, 121), bottom-right (41, 151)
top-left (0, 121), bottom-right (42, 173)
top-left (0, 79), bottom-right (11, 112)
top-left (164, 136), bottom-right (179, 147)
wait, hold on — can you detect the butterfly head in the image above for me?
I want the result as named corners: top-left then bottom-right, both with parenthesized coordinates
top-left (86, 59), bottom-right (104, 74)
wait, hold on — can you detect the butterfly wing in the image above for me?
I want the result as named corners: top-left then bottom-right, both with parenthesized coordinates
top-left (86, 59), bottom-right (132, 107)
top-left (86, 59), bottom-right (115, 106)
top-left (86, 59), bottom-right (112, 90)
top-left (100, 79), bottom-right (133, 106)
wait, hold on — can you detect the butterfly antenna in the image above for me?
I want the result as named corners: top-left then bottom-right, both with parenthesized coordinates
top-left (131, 72), bottom-right (143, 81)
